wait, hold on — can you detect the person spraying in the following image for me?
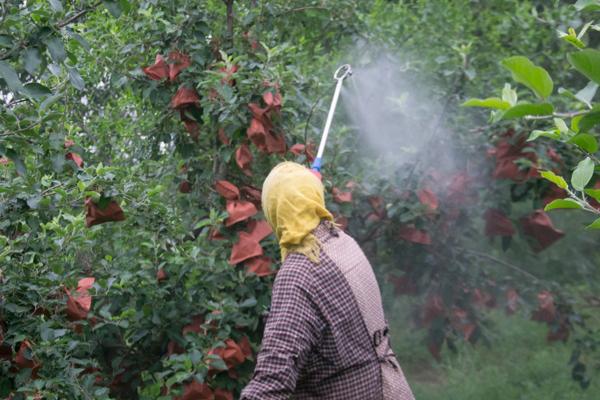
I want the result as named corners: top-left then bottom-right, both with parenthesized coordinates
top-left (240, 161), bottom-right (415, 399)
top-left (241, 65), bottom-right (414, 399)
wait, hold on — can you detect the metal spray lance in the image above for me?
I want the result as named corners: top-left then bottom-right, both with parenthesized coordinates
top-left (311, 64), bottom-right (353, 175)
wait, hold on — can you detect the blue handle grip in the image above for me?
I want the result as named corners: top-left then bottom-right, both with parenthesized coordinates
top-left (311, 157), bottom-right (323, 172)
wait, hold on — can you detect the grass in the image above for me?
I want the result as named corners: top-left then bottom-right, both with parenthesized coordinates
top-left (386, 298), bottom-right (600, 400)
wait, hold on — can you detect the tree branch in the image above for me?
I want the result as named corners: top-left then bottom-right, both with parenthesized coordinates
top-left (1, 2), bottom-right (101, 61)
top-left (0, 44), bottom-right (23, 61)
top-left (357, 222), bottom-right (383, 245)
top-left (211, 0), bottom-right (236, 181)
top-left (304, 92), bottom-right (323, 145)
top-left (0, 1), bottom-right (7, 25)
top-left (460, 247), bottom-right (540, 281)
top-left (57, 1), bottom-right (102, 29)
top-left (6, 97), bottom-right (30, 107)
top-left (41, 183), bottom-right (65, 196)
top-left (525, 110), bottom-right (589, 120)
top-left (223, 0), bottom-right (234, 46)
top-left (277, 6), bottom-right (329, 16)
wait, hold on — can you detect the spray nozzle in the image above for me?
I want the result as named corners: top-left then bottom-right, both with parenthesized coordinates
top-left (334, 64), bottom-right (353, 81)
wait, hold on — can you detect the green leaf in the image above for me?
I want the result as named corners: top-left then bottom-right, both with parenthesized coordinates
top-left (51, 153), bottom-right (65, 172)
top-left (554, 118), bottom-right (570, 134)
top-left (40, 325), bottom-right (52, 341)
top-left (580, 21), bottom-right (595, 38)
top-left (501, 56), bottom-right (554, 99)
top-left (239, 297), bottom-right (257, 308)
top-left (572, 157), bottom-right (595, 191)
top-left (586, 217), bottom-right (600, 229)
top-left (23, 83), bottom-right (52, 98)
top-left (558, 87), bottom-right (576, 99)
top-left (67, 32), bottom-right (91, 53)
top-left (48, 0), bottom-right (64, 13)
top-left (572, 115), bottom-right (583, 133)
top-left (0, 60), bottom-right (25, 93)
top-left (2, 148), bottom-right (27, 176)
top-left (119, 0), bottom-right (132, 13)
top-left (0, 35), bottom-right (12, 47)
top-left (47, 62), bottom-right (61, 77)
top-left (579, 111), bottom-right (600, 132)
top-left (568, 133), bottom-right (599, 153)
top-left (528, 129), bottom-right (561, 141)
top-left (68, 68), bottom-right (85, 91)
top-left (206, 355), bottom-right (228, 371)
top-left (540, 170), bottom-right (568, 189)
top-left (502, 83), bottom-right (518, 106)
top-left (501, 103), bottom-right (554, 120)
top-left (575, 81), bottom-right (598, 108)
top-left (97, 196), bottom-right (112, 209)
top-left (103, 0), bottom-right (123, 18)
top-left (40, 92), bottom-right (62, 111)
top-left (4, 303), bottom-right (30, 313)
top-left (544, 198), bottom-right (582, 211)
top-left (575, 0), bottom-right (600, 12)
top-left (46, 37), bottom-right (66, 63)
top-left (584, 188), bottom-right (600, 200)
top-left (561, 84), bottom-right (598, 111)
top-left (564, 35), bottom-right (586, 49)
top-left (568, 49), bottom-right (600, 85)
top-left (462, 97), bottom-right (511, 110)
top-left (559, 29), bottom-right (586, 49)
top-left (23, 48), bottom-right (42, 75)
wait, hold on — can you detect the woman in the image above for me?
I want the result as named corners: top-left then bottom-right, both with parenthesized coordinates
top-left (241, 162), bottom-right (414, 400)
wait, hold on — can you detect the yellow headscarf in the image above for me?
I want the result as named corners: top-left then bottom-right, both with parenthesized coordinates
top-left (262, 162), bottom-right (334, 263)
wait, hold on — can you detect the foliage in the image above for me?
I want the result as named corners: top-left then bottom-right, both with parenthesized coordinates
top-left (0, 0), bottom-right (367, 398)
top-left (342, 0), bottom-right (598, 377)
top-left (465, 0), bottom-right (600, 388)
top-left (1, 0), bottom-right (599, 398)
top-left (398, 308), bottom-right (600, 400)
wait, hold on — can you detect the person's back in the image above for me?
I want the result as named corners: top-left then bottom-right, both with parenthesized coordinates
top-left (317, 222), bottom-right (413, 399)
top-left (241, 162), bottom-right (414, 399)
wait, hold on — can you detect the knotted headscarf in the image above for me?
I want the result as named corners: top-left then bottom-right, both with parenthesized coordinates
top-left (262, 162), bottom-right (333, 263)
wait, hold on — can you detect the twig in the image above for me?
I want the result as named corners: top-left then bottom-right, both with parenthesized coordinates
top-left (304, 92), bottom-right (323, 145)
top-left (1, 2), bottom-right (101, 61)
top-left (277, 6), bottom-right (329, 16)
top-left (246, 5), bottom-right (330, 29)
top-left (6, 98), bottom-right (30, 107)
top-left (554, 110), bottom-right (590, 118)
top-left (211, 0), bottom-right (236, 180)
top-left (357, 222), bottom-right (383, 244)
top-left (569, 188), bottom-right (600, 216)
top-left (57, 1), bottom-right (102, 29)
top-left (41, 183), bottom-right (65, 196)
top-left (0, 43), bottom-right (24, 61)
top-left (223, 0), bottom-right (234, 46)
top-left (525, 110), bottom-right (589, 120)
top-left (0, 1), bottom-right (7, 25)
top-left (579, 149), bottom-right (600, 169)
top-left (14, 120), bottom-right (41, 133)
top-left (460, 247), bottom-right (540, 281)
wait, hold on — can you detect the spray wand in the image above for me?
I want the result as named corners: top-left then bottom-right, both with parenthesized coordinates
top-left (311, 64), bottom-right (353, 176)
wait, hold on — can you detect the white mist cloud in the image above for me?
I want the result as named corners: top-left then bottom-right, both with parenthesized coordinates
top-left (341, 53), bottom-right (458, 179)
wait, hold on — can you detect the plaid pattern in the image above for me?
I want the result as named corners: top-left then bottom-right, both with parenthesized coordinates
top-left (240, 222), bottom-right (414, 399)
top-left (320, 224), bottom-right (414, 399)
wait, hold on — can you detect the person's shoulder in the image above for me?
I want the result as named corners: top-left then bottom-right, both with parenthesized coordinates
top-left (335, 227), bottom-right (361, 246)
top-left (276, 253), bottom-right (317, 286)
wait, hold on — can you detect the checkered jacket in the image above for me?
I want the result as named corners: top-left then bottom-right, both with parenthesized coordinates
top-left (240, 222), bottom-right (414, 399)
